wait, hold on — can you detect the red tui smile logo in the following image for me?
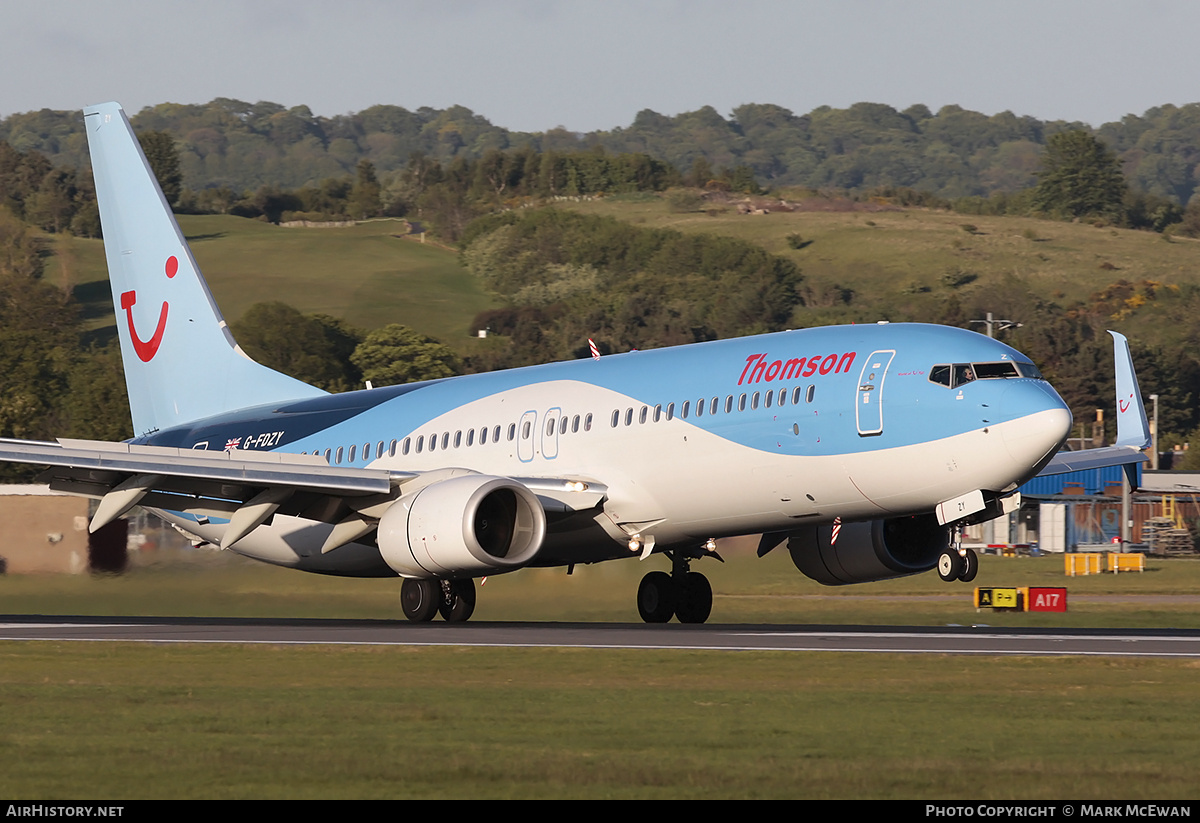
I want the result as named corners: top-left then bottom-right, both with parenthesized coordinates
top-left (121, 256), bottom-right (177, 362)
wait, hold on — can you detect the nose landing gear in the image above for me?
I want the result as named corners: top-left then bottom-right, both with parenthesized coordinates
top-left (937, 527), bottom-right (979, 583)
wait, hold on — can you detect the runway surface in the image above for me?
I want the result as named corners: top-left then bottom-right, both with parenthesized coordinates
top-left (2, 615), bottom-right (1200, 657)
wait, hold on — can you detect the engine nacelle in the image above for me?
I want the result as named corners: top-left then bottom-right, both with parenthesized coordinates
top-left (787, 514), bottom-right (949, 586)
top-left (378, 475), bottom-right (546, 578)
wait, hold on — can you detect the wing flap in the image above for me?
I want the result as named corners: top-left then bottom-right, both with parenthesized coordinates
top-left (0, 438), bottom-right (397, 496)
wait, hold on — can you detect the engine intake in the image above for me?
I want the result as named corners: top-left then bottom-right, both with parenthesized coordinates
top-left (787, 514), bottom-right (949, 585)
top-left (378, 475), bottom-right (546, 577)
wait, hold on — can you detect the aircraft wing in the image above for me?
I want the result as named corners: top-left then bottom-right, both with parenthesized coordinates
top-left (1033, 330), bottom-right (1151, 482)
top-left (0, 437), bottom-right (606, 551)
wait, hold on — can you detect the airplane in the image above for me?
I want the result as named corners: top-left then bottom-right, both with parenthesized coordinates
top-left (0, 102), bottom-right (1151, 624)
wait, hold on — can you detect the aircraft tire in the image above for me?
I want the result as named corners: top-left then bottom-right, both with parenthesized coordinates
top-left (936, 550), bottom-right (964, 583)
top-left (401, 578), bottom-right (440, 622)
top-left (438, 578), bottom-right (477, 623)
top-left (637, 571), bottom-right (677, 623)
top-left (959, 549), bottom-right (979, 583)
top-left (675, 572), bottom-right (713, 624)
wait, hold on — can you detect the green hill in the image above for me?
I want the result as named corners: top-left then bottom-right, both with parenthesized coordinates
top-left (562, 194), bottom-right (1200, 345)
top-left (56, 215), bottom-right (498, 352)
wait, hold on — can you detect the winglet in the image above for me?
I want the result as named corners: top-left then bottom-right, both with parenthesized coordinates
top-left (1109, 331), bottom-right (1150, 449)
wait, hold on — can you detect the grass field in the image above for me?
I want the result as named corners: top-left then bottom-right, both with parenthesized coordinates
top-left (54, 216), bottom-right (499, 352)
top-left (3, 548), bottom-right (1200, 798)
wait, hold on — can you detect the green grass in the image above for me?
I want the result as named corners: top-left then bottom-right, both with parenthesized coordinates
top-left (1, 643), bottom-right (1199, 798)
top-left (5, 549), bottom-right (1200, 798)
top-left (54, 216), bottom-right (498, 352)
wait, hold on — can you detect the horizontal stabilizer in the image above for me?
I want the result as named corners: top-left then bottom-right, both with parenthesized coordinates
top-left (1036, 445), bottom-right (1147, 477)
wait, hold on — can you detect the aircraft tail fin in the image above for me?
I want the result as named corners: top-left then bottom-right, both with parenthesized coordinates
top-left (1109, 330), bottom-right (1151, 450)
top-left (1035, 331), bottom-right (1150, 482)
top-left (83, 102), bottom-right (324, 436)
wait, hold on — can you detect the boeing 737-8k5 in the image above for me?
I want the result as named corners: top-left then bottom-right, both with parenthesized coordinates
top-left (0, 103), bottom-right (1150, 623)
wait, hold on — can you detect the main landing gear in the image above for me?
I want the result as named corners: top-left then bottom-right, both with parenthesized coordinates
top-left (636, 545), bottom-right (721, 624)
top-left (401, 577), bottom-right (477, 623)
top-left (937, 527), bottom-right (979, 583)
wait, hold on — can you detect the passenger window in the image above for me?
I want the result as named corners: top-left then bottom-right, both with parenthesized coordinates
top-left (738, 393), bottom-right (747, 412)
top-left (416, 436), bottom-right (424, 453)
top-left (639, 406), bottom-right (648, 424)
top-left (507, 424), bottom-right (516, 441)
top-left (429, 434), bottom-right (437, 452)
top-left (764, 391), bottom-right (773, 409)
top-left (402, 438), bottom-right (410, 456)
top-left (336, 447), bottom-right (344, 464)
top-left (792, 386), bottom-right (802, 405)
top-left (560, 416), bottom-right (569, 435)
top-left (584, 413), bottom-right (593, 431)
top-left (625, 408), bottom-right (633, 426)
top-left (572, 415), bottom-right (580, 433)
top-left (695, 399), bottom-right (703, 418)
top-left (611, 410), bottom-right (620, 428)
top-left (725, 395), bottom-right (733, 413)
top-left (682, 400), bottom-right (690, 419)
top-left (522, 421), bottom-right (531, 439)
top-left (806, 385), bottom-right (815, 403)
top-left (348, 445), bottom-right (356, 462)
top-left (710, 397), bottom-right (719, 415)
top-left (467, 429), bottom-right (474, 447)
top-left (454, 431), bottom-right (461, 448)
top-left (653, 404), bottom-right (662, 422)
top-left (665, 402), bottom-right (674, 421)
top-left (323, 448), bottom-right (332, 463)
top-left (546, 418), bottom-right (556, 437)
top-left (480, 427), bottom-right (488, 445)
top-left (778, 388), bottom-right (787, 407)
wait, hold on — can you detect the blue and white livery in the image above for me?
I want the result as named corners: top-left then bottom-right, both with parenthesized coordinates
top-left (0, 103), bottom-right (1149, 623)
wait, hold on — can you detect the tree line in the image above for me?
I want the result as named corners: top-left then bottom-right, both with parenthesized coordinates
top-left (6, 98), bottom-right (1200, 209)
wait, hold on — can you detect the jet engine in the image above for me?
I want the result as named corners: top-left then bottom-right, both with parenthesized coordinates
top-left (378, 475), bottom-right (546, 578)
top-left (787, 514), bottom-right (949, 585)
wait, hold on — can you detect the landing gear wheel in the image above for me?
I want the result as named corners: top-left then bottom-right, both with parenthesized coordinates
top-left (400, 578), bottom-right (440, 622)
top-left (675, 572), bottom-right (713, 624)
top-left (637, 571), bottom-right (677, 623)
top-left (937, 550), bottom-right (964, 582)
top-left (959, 549), bottom-right (979, 583)
top-left (438, 578), bottom-right (477, 623)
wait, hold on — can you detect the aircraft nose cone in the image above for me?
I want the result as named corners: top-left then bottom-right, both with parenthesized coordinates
top-left (999, 384), bottom-right (1072, 469)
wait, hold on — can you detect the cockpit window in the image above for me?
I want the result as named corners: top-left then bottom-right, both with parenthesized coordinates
top-left (973, 362), bottom-right (1020, 379)
top-left (930, 361), bottom-right (1035, 388)
top-left (1017, 361), bottom-right (1043, 380)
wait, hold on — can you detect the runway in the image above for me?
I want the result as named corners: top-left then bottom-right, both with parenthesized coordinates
top-left (2, 615), bottom-right (1200, 657)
